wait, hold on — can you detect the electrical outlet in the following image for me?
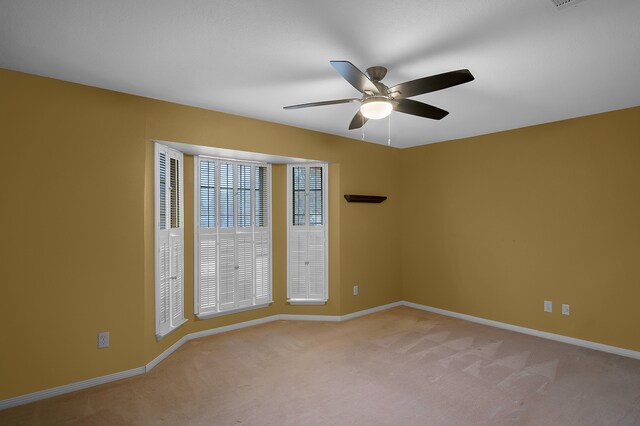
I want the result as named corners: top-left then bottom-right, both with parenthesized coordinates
top-left (98, 332), bottom-right (110, 349)
top-left (353, 285), bottom-right (359, 296)
top-left (562, 304), bottom-right (570, 316)
top-left (544, 300), bottom-right (553, 313)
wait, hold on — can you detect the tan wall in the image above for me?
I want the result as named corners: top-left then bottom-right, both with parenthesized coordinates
top-left (0, 68), bottom-right (402, 399)
top-left (3, 65), bottom-right (638, 401)
top-left (400, 106), bottom-right (640, 352)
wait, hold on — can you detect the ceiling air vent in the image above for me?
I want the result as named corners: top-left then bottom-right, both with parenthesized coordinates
top-left (551, 0), bottom-right (587, 9)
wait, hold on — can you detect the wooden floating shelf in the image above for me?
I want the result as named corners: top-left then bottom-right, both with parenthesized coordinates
top-left (344, 194), bottom-right (387, 203)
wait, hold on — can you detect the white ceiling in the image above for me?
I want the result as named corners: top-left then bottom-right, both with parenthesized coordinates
top-left (1, 0), bottom-right (639, 148)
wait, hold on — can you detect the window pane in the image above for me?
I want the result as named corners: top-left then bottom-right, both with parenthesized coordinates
top-left (237, 164), bottom-right (251, 227)
top-left (293, 167), bottom-right (306, 226)
top-left (170, 157), bottom-right (180, 228)
top-left (220, 163), bottom-right (234, 228)
top-left (255, 166), bottom-right (267, 227)
top-left (159, 152), bottom-right (166, 230)
top-left (309, 166), bottom-right (322, 226)
top-left (200, 160), bottom-right (216, 228)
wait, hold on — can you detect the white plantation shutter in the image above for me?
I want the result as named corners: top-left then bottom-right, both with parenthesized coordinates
top-left (218, 231), bottom-right (237, 311)
top-left (198, 233), bottom-right (217, 314)
top-left (254, 229), bottom-right (270, 304)
top-left (194, 157), bottom-right (272, 317)
top-left (307, 229), bottom-right (326, 300)
top-left (288, 230), bottom-right (308, 299)
top-left (170, 231), bottom-right (184, 322)
top-left (237, 231), bottom-right (254, 307)
top-left (155, 143), bottom-right (186, 339)
top-left (287, 164), bottom-right (328, 303)
top-left (157, 233), bottom-right (171, 335)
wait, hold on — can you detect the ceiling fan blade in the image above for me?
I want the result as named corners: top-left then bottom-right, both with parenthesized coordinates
top-left (348, 110), bottom-right (368, 130)
top-left (394, 99), bottom-right (449, 120)
top-left (330, 61), bottom-right (380, 95)
top-left (283, 98), bottom-right (360, 110)
top-left (389, 69), bottom-right (474, 98)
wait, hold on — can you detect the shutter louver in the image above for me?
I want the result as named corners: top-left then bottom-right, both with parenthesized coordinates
top-left (170, 232), bottom-right (184, 321)
top-left (199, 234), bottom-right (217, 313)
top-left (237, 165), bottom-right (251, 228)
top-left (288, 230), bottom-right (309, 299)
top-left (159, 153), bottom-right (167, 230)
top-left (170, 158), bottom-right (180, 229)
top-left (158, 234), bottom-right (171, 332)
top-left (200, 160), bottom-right (216, 228)
top-left (220, 163), bottom-right (234, 228)
top-left (307, 230), bottom-right (326, 300)
top-left (254, 229), bottom-right (269, 304)
top-left (255, 166), bottom-right (268, 227)
top-left (309, 167), bottom-right (323, 226)
top-left (218, 232), bottom-right (236, 311)
top-left (237, 232), bottom-right (254, 306)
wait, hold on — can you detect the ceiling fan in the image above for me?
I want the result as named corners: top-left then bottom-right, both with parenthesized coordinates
top-left (284, 61), bottom-right (474, 130)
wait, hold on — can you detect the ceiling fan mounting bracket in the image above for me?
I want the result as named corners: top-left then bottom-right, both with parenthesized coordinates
top-left (366, 66), bottom-right (387, 82)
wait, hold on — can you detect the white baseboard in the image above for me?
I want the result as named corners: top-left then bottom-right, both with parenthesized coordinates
top-left (0, 367), bottom-right (145, 411)
top-left (5, 299), bottom-right (639, 411)
top-left (279, 314), bottom-right (341, 321)
top-left (402, 301), bottom-right (640, 361)
top-left (188, 315), bottom-right (282, 341)
top-left (145, 335), bottom-right (189, 372)
top-left (341, 301), bottom-right (403, 321)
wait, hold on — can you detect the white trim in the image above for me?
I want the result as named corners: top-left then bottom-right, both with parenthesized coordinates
top-left (279, 314), bottom-right (342, 322)
top-left (402, 301), bottom-right (640, 361)
top-left (155, 139), bottom-right (321, 165)
top-left (195, 302), bottom-right (273, 320)
top-left (146, 335), bottom-right (190, 372)
top-left (341, 301), bottom-right (403, 321)
top-left (188, 314), bottom-right (281, 341)
top-left (287, 299), bottom-right (327, 305)
top-left (0, 367), bottom-right (146, 411)
top-left (5, 300), bottom-right (640, 411)
top-left (155, 317), bottom-right (188, 341)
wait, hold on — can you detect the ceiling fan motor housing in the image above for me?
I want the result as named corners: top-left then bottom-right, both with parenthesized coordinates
top-left (366, 66), bottom-right (387, 82)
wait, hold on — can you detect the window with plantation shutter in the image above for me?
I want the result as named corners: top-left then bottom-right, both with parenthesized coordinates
top-left (287, 163), bottom-right (328, 304)
top-left (194, 157), bottom-right (272, 318)
top-left (155, 143), bottom-right (187, 339)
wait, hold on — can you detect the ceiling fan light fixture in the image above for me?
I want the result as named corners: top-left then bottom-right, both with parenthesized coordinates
top-left (360, 98), bottom-right (393, 120)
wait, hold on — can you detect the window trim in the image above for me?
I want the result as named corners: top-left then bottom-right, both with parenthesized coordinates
top-left (154, 142), bottom-right (187, 340)
top-left (286, 163), bottom-right (329, 304)
top-left (193, 155), bottom-right (273, 319)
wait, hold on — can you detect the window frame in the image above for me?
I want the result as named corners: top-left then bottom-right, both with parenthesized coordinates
top-left (154, 143), bottom-right (187, 340)
top-left (286, 163), bottom-right (329, 304)
top-left (194, 155), bottom-right (273, 319)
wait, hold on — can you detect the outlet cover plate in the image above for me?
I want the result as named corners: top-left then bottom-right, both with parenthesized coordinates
top-left (544, 300), bottom-right (553, 313)
top-left (98, 332), bottom-right (110, 349)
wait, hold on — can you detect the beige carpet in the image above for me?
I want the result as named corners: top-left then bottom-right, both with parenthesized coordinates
top-left (3, 306), bottom-right (640, 425)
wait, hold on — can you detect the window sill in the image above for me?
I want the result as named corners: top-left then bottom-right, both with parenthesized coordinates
top-left (196, 301), bottom-right (274, 320)
top-left (155, 317), bottom-right (188, 341)
top-left (287, 299), bottom-right (328, 306)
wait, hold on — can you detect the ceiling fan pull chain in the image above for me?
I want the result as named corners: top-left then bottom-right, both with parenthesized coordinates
top-left (362, 125), bottom-right (365, 140)
top-left (388, 113), bottom-right (391, 146)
